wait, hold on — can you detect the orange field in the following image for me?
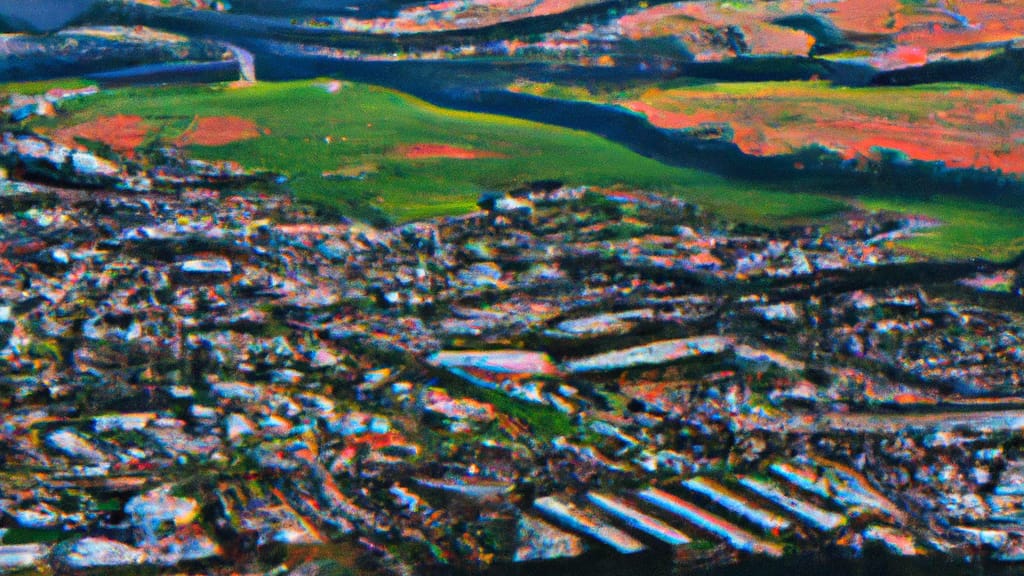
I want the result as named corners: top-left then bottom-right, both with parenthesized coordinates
top-left (810, 0), bottom-right (903, 37)
top-left (611, 0), bottom-right (1024, 65)
top-left (622, 82), bottom-right (1024, 173)
top-left (175, 116), bottom-right (261, 147)
top-left (396, 143), bottom-right (508, 159)
top-left (329, 0), bottom-right (599, 33)
top-left (49, 114), bottom-right (261, 154)
top-left (617, 2), bottom-right (815, 60)
top-left (52, 114), bottom-right (149, 155)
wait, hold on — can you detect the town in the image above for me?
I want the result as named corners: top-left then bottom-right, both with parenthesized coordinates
top-left (3, 85), bottom-right (1024, 576)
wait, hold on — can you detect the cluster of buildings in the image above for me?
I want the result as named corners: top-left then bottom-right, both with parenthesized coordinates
top-left (2, 86), bottom-right (98, 123)
top-left (3, 98), bottom-right (1024, 575)
top-left (824, 289), bottom-right (1024, 399)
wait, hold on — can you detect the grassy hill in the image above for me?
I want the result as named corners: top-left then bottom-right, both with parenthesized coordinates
top-left (12, 78), bottom-right (1024, 261)
top-left (27, 80), bottom-right (842, 221)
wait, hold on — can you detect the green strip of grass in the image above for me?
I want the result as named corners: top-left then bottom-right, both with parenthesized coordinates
top-left (438, 373), bottom-right (575, 439)
top-left (0, 77), bottom-right (93, 96)
top-left (859, 195), bottom-right (1024, 262)
top-left (462, 383), bottom-right (575, 439)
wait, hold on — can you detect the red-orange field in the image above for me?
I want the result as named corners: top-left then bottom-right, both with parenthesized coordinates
top-left (175, 116), bottom-right (261, 147)
top-left (50, 115), bottom-right (261, 154)
top-left (608, 0), bottom-right (1024, 64)
top-left (616, 1), bottom-right (815, 60)
top-left (52, 114), bottom-right (150, 155)
top-left (396, 143), bottom-right (507, 159)
top-left (622, 83), bottom-right (1024, 174)
top-left (813, 0), bottom-right (1024, 57)
top-left (810, 0), bottom-right (903, 37)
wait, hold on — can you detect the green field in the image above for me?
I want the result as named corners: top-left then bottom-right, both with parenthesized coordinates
top-left (859, 195), bottom-right (1024, 262)
top-left (0, 77), bottom-right (94, 95)
top-left (27, 80), bottom-right (843, 223)
top-left (515, 78), bottom-right (1024, 262)
top-left (11, 79), bottom-right (1024, 261)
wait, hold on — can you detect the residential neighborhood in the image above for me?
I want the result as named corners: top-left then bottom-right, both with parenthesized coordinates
top-left (2, 83), bottom-right (1024, 576)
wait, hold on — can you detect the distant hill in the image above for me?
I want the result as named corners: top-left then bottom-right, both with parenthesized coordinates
top-left (0, 0), bottom-right (98, 32)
